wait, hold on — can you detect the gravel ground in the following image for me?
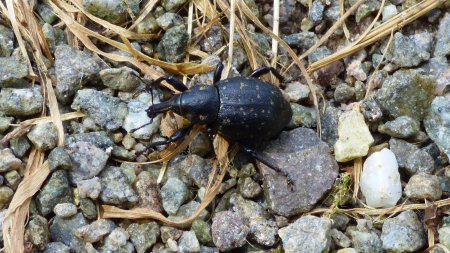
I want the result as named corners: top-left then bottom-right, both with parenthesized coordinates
top-left (0, 0), bottom-right (450, 252)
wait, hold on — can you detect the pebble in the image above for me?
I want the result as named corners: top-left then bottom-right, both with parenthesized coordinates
top-left (320, 104), bottom-right (342, 148)
top-left (71, 89), bottom-right (128, 131)
top-left (391, 32), bottom-right (433, 67)
top-left (191, 219), bottom-right (213, 245)
top-left (83, 0), bottom-right (139, 24)
top-left (66, 141), bottom-right (109, 184)
top-left (99, 227), bottom-right (134, 252)
top-left (162, 0), bottom-right (189, 12)
top-left (381, 210), bottom-right (426, 252)
top-left (55, 45), bottom-right (106, 103)
top-left (198, 26), bottom-right (223, 53)
top-left (127, 221), bottom-right (160, 253)
top-left (334, 82), bottom-right (355, 102)
top-left (99, 66), bottom-right (142, 92)
top-left (99, 166), bottom-right (138, 205)
top-left (288, 103), bottom-right (317, 129)
top-left (189, 132), bottom-right (212, 156)
top-left (27, 122), bottom-right (58, 151)
top-left (0, 56), bottom-right (28, 87)
top-left (136, 14), bottom-right (159, 33)
top-left (0, 148), bottom-right (21, 173)
top-left (310, 0), bottom-right (324, 23)
top-left (316, 61), bottom-right (345, 87)
top-left (178, 231), bottom-right (200, 253)
top-left (0, 86), bottom-right (43, 116)
top-left (337, 249), bottom-right (358, 253)
top-left (53, 203), bottom-right (78, 218)
top-left (439, 222), bottom-right (450, 249)
top-left (156, 12), bottom-right (184, 31)
top-left (283, 31), bottom-right (318, 49)
top-left (0, 186), bottom-right (13, 209)
top-left (211, 211), bottom-right (249, 251)
top-left (79, 198), bottom-right (97, 220)
top-left (238, 177), bottom-right (262, 198)
top-left (76, 177), bottom-right (102, 200)
top-left (75, 219), bottom-right (116, 243)
top-left (355, 0), bottom-right (380, 23)
top-left (347, 60), bottom-right (367, 81)
top-left (360, 148), bottom-right (402, 208)
top-left (404, 173), bottom-right (442, 201)
top-left (156, 25), bottom-right (188, 63)
top-left (42, 242), bottom-right (70, 253)
top-left (260, 128), bottom-right (338, 216)
top-left (135, 171), bottom-right (163, 212)
top-left (378, 116), bottom-right (420, 138)
top-left (389, 138), bottom-right (435, 175)
top-left (278, 215), bottom-right (331, 253)
top-left (308, 46), bottom-right (331, 64)
top-left (5, 170), bottom-right (20, 189)
top-left (330, 228), bottom-right (351, 248)
top-left (48, 147), bottom-right (73, 172)
top-left (375, 69), bottom-right (436, 120)
top-left (434, 13), bottom-right (450, 57)
top-left (0, 25), bottom-right (14, 57)
top-left (50, 213), bottom-right (88, 251)
top-left (123, 92), bottom-right (162, 140)
top-left (334, 110), bottom-right (374, 162)
top-left (350, 230), bottom-right (383, 253)
top-left (179, 154), bottom-right (211, 188)
top-left (160, 226), bottom-right (183, 243)
top-left (0, 116), bottom-right (12, 133)
top-left (360, 98), bottom-right (383, 122)
top-left (10, 136), bottom-right (30, 158)
top-left (161, 177), bottom-right (189, 215)
top-left (425, 96), bottom-right (450, 159)
top-left (36, 3), bottom-right (58, 24)
top-left (284, 81), bottom-right (310, 102)
top-left (168, 200), bottom-right (209, 223)
top-left (26, 215), bottom-right (50, 250)
top-left (382, 4), bottom-right (398, 21)
top-left (36, 170), bottom-right (74, 216)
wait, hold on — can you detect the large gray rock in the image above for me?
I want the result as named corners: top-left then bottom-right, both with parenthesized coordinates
top-left (0, 25), bottom-right (14, 57)
top-left (211, 211), bottom-right (249, 251)
top-left (389, 138), bottom-right (435, 175)
top-left (0, 86), bottom-right (43, 116)
top-left (99, 166), bottom-right (138, 206)
top-left (434, 13), bottom-right (450, 57)
top-left (83, 0), bottom-right (139, 24)
top-left (160, 177), bottom-right (189, 215)
top-left (278, 215), bottom-right (332, 253)
top-left (55, 45), bottom-right (107, 103)
top-left (66, 141), bottom-right (109, 184)
top-left (127, 221), bottom-right (160, 253)
top-left (381, 210), bottom-right (426, 252)
top-left (155, 25), bottom-right (188, 63)
top-left (425, 96), bottom-right (450, 159)
top-left (260, 127), bottom-right (339, 216)
top-left (50, 213), bottom-right (88, 252)
top-left (71, 89), bottom-right (128, 131)
top-left (0, 56), bottom-right (28, 87)
top-left (390, 32), bottom-right (433, 67)
top-left (35, 170), bottom-right (74, 216)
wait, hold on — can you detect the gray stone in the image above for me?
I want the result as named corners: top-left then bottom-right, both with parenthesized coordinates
top-left (391, 32), bottom-right (433, 67)
top-left (160, 226), bottom-right (183, 243)
top-left (180, 154), bottom-right (211, 188)
top-left (0, 56), bottom-right (28, 87)
top-left (284, 81), bottom-right (310, 102)
top-left (189, 132), bottom-right (212, 157)
top-left (99, 227), bottom-right (134, 253)
top-left (168, 200), bottom-right (209, 223)
top-left (75, 219), bottom-right (116, 243)
top-left (55, 45), bottom-right (107, 103)
top-left (66, 141), bottom-right (109, 184)
top-left (310, 0), bottom-right (324, 23)
top-left (100, 67), bottom-right (141, 92)
top-left (278, 215), bottom-right (331, 253)
top-left (200, 246), bottom-right (219, 253)
top-left (71, 89), bottom-right (128, 131)
top-left (199, 26), bottom-right (223, 53)
top-left (99, 166), bottom-right (138, 206)
top-left (27, 122), bottom-right (58, 151)
top-left (48, 147), bottom-right (72, 172)
top-left (378, 116), bottom-right (420, 138)
top-left (77, 177), bottom-right (102, 200)
top-left (350, 230), bottom-right (383, 253)
top-left (0, 116), bottom-right (12, 133)
top-left (191, 219), bottom-right (213, 244)
top-left (0, 25), bottom-right (14, 57)
top-left (439, 223), bottom-right (450, 249)
top-left (161, 177), bottom-right (189, 215)
top-left (53, 203), bottom-right (78, 218)
top-left (334, 83), bottom-right (355, 103)
top-left (260, 128), bottom-right (339, 216)
top-left (320, 104), bottom-right (342, 148)
top-left (178, 231), bottom-right (200, 253)
top-left (360, 98), bottom-right (383, 122)
top-left (127, 221), bottom-right (160, 253)
top-left (25, 215), bottom-right (50, 250)
top-left (79, 198), bottom-right (97, 220)
top-left (389, 138), bottom-right (434, 175)
top-left (308, 46), bottom-right (331, 64)
top-left (10, 136), bottom-right (30, 158)
top-left (381, 210), bottom-right (426, 252)
top-left (83, 0), bottom-right (139, 24)
top-left (211, 211), bottom-right (249, 251)
top-left (284, 32), bottom-right (318, 49)
top-left (36, 170), bottom-right (74, 216)
top-left (382, 4), bottom-right (398, 21)
top-left (123, 92), bottom-right (162, 140)
top-left (331, 228), bottom-right (351, 248)
top-left (136, 14), bottom-right (159, 33)
top-left (0, 148), bottom-right (21, 173)
top-left (0, 86), bottom-right (43, 116)
top-left (0, 186), bottom-right (13, 209)
top-left (355, 0), bottom-right (380, 23)
top-left (50, 213), bottom-right (88, 251)
top-left (42, 242), bottom-right (71, 253)
top-left (5, 170), bottom-right (20, 189)
top-left (42, 23), bottom-right (65, 52)
top-left (288, 104), bottom-right (317, 129)
top-left (36, 3), bottom-right (58, 24)
top-left (162, 0), bottom-right (189, 12)
top-left (135, 171), bottom-right (163, 212)
top-left (156, 12), bottom-right (184, 31)
top-left (434, 13), bottom-right (450, 57)
top-left (156, 25), bottom-right (188, 63)
top-left (375, 69), bottom-right (435, 120)
top-left (238, 177), bottom-right (262, 198)
top-left (404, 173), bottom-right (442, 200)
top-left (425, 96), bottom-right (450, 159)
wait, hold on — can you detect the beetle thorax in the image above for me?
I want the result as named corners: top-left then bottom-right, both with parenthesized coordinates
top-left (178, 85), bottom-right (220, 125)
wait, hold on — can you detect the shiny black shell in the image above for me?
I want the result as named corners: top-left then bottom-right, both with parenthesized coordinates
top-left (213, 77), bottom-right (292, 145)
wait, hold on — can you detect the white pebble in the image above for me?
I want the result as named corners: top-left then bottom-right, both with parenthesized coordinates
top-left (360, 148), bottom-right (402, 208)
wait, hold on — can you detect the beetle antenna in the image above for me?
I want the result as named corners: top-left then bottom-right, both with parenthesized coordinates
top-left (130, 117), bottom-right (154, 133)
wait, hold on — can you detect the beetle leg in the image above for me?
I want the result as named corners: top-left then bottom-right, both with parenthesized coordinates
top-left (150, 76), bottom-right (188, 92)
top-left (146, 124), bottom-right (193, 148)
top-left (249, 67), bottom-right (284, 83)
top-left (213, 62), bottom-right (224, 84)
top-left (241, 146), bottom-right (294, 191)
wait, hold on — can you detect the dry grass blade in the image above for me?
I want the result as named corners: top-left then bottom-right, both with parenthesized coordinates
top-left (271, 0), bottom-right (279, 67)
top-left (0, 112), bottom-right (84, 145)
top-left (339, 0), bottom-right (350, 40)
top-left (425, 244), bottom-right (450, 253)
top-left (128, 0), bottom-right (159, 30)
top-left (352, 157), bottom-right (363, 199)
top-left (308, 0), bottom-right (446, 73)
top-left (236, 1), bottom-right (322, 137)
top-left (224, 0), bottom-right (236, 78)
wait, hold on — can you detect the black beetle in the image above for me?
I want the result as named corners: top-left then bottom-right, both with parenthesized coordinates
top-left (135, 63), bottom-right (293, 183)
